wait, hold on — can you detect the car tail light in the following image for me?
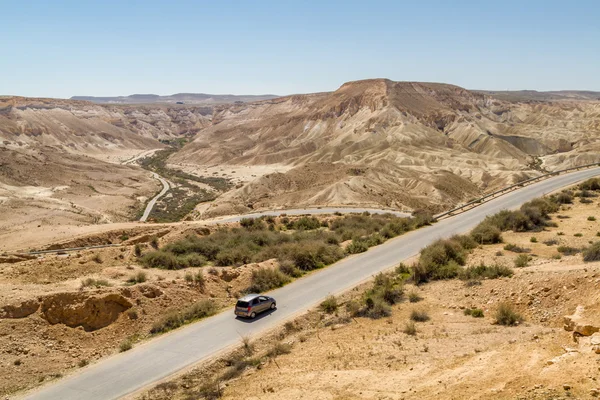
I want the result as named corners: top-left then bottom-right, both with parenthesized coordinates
top-left (247, 306), bottom-right (251, 313)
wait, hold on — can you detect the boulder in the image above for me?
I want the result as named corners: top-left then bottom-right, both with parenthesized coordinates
top-left (0, 299), bottom-right (40, 318)
top-left (564, 306), bottom-right (600, 336)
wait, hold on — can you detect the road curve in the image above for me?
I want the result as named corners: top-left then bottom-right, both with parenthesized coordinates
top-left (139, 173), bottom-right (169, 222)
top-left (22, 167), bottom-right (600, 400)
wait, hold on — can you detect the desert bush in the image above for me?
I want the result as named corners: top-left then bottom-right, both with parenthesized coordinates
top-left (503, 243), bottom-right (530, 253)
top-left (588, 216), bottom-right (597, 221)
top-left (119, 339), bottom-right (133, 352)
top-left (80, 278), bottom-right (111, 289)
top-left (410, 309), bottom-right (430, 322)
top-left (470, 222), bottom-right (502, 244)
top-left (413, 239), bottom-right (467, 283)
top-left (141, 251), bottom-right (179, 269)
top-left (77, 359), bottom-right (89, 368)
top-left (239, 217), bottom-right (266, 231)
top-left (320, 296), bottom-right (338, 314)
top-left (574, 233), bottom-right (583, 237)
top-left (555, 192), bottom-right (573, 204)
top-left (460, 263), bottom-right (513, 279)
top-left (581, 198), bottom-right (593, 204)
top-left (278, 260), bottom-right (303, 278)
top-left (557, 245), bottom-right (581, 255)
top-left (530, 236), bottom-right (538, 243)
top-left (134, 244), bottom-right (143, 257)
top-left (289, 216), bottom-right (322, 230)
top-left (543, 238), bottom-right (559, 246)
top-left (246, 268), bottom-right (290, 293)
top-left (464, 308), bottom-right (484, 318)
top-left (127, 271), bottom-right (147, 284)
top-left (346, 239), bottom-right (369, 254)
top-left (150, 300), bottom-right (217, 334)
top-left (345, 300), bottom-right (361, 317)
top-left (403, 321), bottom-right (417, 335)
top-left (583, 242), bottom-right (600, 262)
top-left (514, 254), bottom-right (529, 268)
top-left (450, 234), bottom-right (478, 250)
top-left (408, 290), bottom-right (423, 303)
top-left (579, 178), bottom-right (600, 191)
top-left (363, 296), bottom-right (392, 319)
top-left (495, 303), bottom-right (523, 326)
top-left (265, 342), bottom-right (292, 358)
top-left (150, 236), bottom-right (159, 249)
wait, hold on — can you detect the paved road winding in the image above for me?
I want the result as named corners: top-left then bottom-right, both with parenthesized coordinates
top-left (23, 167), bottom-right (600, 400)
top-left (139, 173), bottom-right (169, 222)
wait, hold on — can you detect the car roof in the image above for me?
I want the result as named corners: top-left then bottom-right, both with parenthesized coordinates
top-left (238, 294), bottom-right (264, 301)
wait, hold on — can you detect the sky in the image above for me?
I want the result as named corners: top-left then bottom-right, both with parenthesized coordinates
top-left (2, 0), bottom-right (599, 98)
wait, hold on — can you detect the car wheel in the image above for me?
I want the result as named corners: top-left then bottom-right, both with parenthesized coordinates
top-left (250, 312), bottom-right (256, 319)
top-left (270, 303), bottom-right (276, 309)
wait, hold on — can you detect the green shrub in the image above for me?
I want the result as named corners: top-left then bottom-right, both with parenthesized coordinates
top-left (320, 296), bottom-right (338, 314)
top-left (471, 222), bottom-right (502, 244)
top-left (543, 238), bottom-right (559, 246)
top-left (574, 233), bottom-right (583, 237)
top-left (289, 216), bottom-right (322, 230)
top-left (265, 342), bottom-right (292, 358)
top-left (495, 303), bottom-right (523, 326)
top-left (410, 309), bottom-right (430, 322)
top-left (150, 300), bottom-right (217, 334)
top-left (583, 242), bottom-right (600, 262)
top-left (581, 198), bottom-right (593, 204)
top-left (450, 234), bottom-right (478, 250)
top-left (460, 263), bottom-right (514, 279)
top-left (557, 246), bottom-right (580, 255)
top-left (363, 297), bottom-right (391, 319)
top-left (246, 268), bottom-right (290, 293)
top-left (514, 254), bottom-right (529, 268)
top-left (503, 243), bottom-right (530, 253)
top-left (530, 236), bottom-right (538, 243)
top-left (278, 260), bottom-right (303, 278)
top-left (150, 236), bottom-right (159, 249)
top-left (588, 216), bottom-right (597, 221)
top-left (177, 253), bottom-right (207, 268)
top-left (240, 217), bottom-right (266, 231)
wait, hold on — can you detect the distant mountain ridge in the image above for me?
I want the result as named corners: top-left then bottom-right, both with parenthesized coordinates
top-left (474, 90), bottom-right (600, 102)
top-left (71, 93), bottom-right (279, 104)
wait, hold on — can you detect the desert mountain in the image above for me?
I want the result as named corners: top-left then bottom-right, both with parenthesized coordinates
top-left (169, 79), bottom-right (600, 216)
top-left (474, 90), bottom-right (600, 102)
top-left (71, 93), bottom-right (279, 105)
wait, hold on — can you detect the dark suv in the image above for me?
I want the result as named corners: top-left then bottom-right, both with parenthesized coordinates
top-left (235, 294), bottom-right (276, 318)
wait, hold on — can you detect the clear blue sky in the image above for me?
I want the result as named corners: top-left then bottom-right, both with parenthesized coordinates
top-left (3, 0), bottom-right (599, 98)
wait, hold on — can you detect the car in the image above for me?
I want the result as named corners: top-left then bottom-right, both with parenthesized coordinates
top-left (235, 294), bottom-right (276, 318)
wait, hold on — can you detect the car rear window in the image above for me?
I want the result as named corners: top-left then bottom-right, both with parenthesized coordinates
top-left (236, 301), bottom-right (249, 308)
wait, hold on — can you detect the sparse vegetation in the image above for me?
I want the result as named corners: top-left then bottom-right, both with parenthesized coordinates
top-left (574, 233), bottom-right (583, 237)
top-left (529, 236), bottom-right (537, 243)
top-left (403, 321), bottom-right (417, 335)
top-left (543, 238), bottom-right (559, 246)
top-left (583, 242), bottom-right (600, 262)
top-left (410, 309), bottom-right (430, 322)
top-left (503, 243), bottom-right (530, 253)
top-left (320, 296), bottom-right (338, 314)
top-left (246, 268), bottom-right (290, 293)
top-left (495, 303), bottom-right (523, 326)
top-left (91, 254), bottom-right (103, 264)
top-left (150, 300), bottom-right (217, 334)
top-left (464, 308), bottom-right (484, 318)
top-left (408, 290), bottom-right (423, 303)
top-left (119, 339), bottom-right (133, 352)
top-left (460, 263), bottom-right (514, 279)
top-left (514, 254), bottom-right (529, 268)
top-left (588, 216), bottom-right (597, 221)
top-left (557, 245), bottom-right (580, 255)
top-left (134, 244), bottom-right (143, 257)
top-left (80, 278), bottom-right (111, 289)
top-left (127, 271), bottom-right (147, 284)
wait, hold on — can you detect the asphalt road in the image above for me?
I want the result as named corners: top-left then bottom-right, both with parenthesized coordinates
top-left (139, 173), bottom-right (170, 222)
top-left (23, 167), bottom-right (600, 400)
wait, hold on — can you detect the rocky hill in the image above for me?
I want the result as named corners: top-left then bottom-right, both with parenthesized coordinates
top-left (170, 79), bottom-right (600, 216)
top-left (71, 93), bottom-right (279, 105)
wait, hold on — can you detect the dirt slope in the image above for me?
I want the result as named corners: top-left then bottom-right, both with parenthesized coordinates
top-left (171, 79), bottom-right (600, 217)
